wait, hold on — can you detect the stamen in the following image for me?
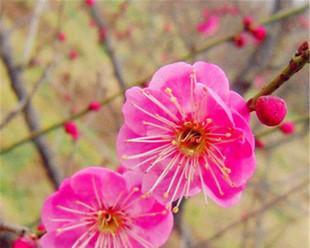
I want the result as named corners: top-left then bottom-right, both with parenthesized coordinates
top-left (145, 147), bottom-right (176, 173)
top-left (57, 221), bottom-right (93, 233)
top-left (164, 155), bottom-right (185, 198)
top-left (57, 205), bottom-right (94, 216)
top-left (132, 103), bottom-right (176, 128)
top-left (75, 200), bottom-right (96, 211)
top-left (127, 229), bottom-right (153, 248)
top-left (147, 153), bottom-right (180, 193)
top-left (165, 87), bottom-right (186, 119)
top-left (170, 158), bottom-right (188, 203)
top-left (92, 177), bottom-right (103, 209)
top-left (143, 120), bottom-right (172, 132)
top-left (141, 89), bottom-right (179, 122)
top-left (122, 143), bottom-right (170, 160)
top-left (204, 158), bottom-right (224, 195)
top-left (94, 233), bottom-right (104, 248)
top-left (198, 163), bottom-right (208, 204)
top-left (71, 225), bottom-right (96, 248)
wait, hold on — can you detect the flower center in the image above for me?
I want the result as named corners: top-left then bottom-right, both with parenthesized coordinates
top-left (97, 210), bottom-right (124, 234)
top-left (175, 122), bottom-right (207, 156)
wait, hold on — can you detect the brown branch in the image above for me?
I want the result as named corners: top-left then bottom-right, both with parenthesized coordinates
top-left (247, 41), bottom-right (309, 110)
top-left (0, 221), bottom-right (29, 236)
top-left (89, 3), bottom-right (127, 98)
top-left (193, 179), bottom-right (309, 248)
top-left (0, 60), bottom-right (58, 130)
top-left (0, 21), bottom-right (61, 189)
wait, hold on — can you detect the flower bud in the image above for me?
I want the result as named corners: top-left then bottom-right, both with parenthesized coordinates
top-left (233, 33), bottom-right (246, 48)
top-left (251, 26), bottom-right (267, 42)
top-left (64, 121), bottom-right (79, 140)
top-left (279, 121), bottom-right (295, 135)
top-left (88, 101), bottom-right (101, 111)
top-left (255, 138), bottom-right (265, 149)
top-left (255, 95), bottom-right (287, 126)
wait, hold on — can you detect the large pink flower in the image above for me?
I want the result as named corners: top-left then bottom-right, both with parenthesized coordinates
top-left (41, 167), bottom-right (173, 248)
top-left (117, 62), bottom-right (256, 211)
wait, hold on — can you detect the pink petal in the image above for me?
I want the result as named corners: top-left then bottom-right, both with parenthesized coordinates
top-left (122, 86), bottom-right (178, 134)
top-left (228, 91), bottom-right (250, 122)
top-left (193, 61), bottom-right (230, 100)
top-left (201, 164), bottom-right (246, 207)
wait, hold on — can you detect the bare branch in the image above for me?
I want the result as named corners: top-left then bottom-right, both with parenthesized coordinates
top-left (0, 21), bottom-right (61, 189)
top-left (0, 221), bottom-right (29, 236)
top-left (89, 3), bottom-right (127, 98)
top-left (193, 179), bottom-right (309, 248)
top-left (0, 59), bottom-right (58, 130)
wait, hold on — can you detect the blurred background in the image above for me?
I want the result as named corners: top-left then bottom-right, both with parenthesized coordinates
top-left (0, 0), bottom-right (309, 247)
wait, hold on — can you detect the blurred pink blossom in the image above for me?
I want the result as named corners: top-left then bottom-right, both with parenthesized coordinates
top-left (40, 167), bottom-right (173, 247)
top-left (117, 62), bottom-right (256, 210)
top-left (196, 15), bottom-right (220, 36)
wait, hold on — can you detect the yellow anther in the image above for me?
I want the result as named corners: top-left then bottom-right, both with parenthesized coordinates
top-left (172, 207), bottom-right (179, 213)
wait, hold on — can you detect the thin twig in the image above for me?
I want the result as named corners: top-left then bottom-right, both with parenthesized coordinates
top-left (0, 59), bottom-right (59, 130)
top-left (0, 222), bottom-right (29, 236)
top-left (23, 0), bottom-right (46, 64)
top-left (193, 179), bottom-right (309, 248)
top-left (0, 4), bottom-right (308, 155)
top-left (0, 21), bottom-right (61, 189)
top-left (247, 41), bottom-right (309, 110)
top-left (89, 3), bottom-right (127, 98)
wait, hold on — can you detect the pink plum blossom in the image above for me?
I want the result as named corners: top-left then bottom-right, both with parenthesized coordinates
top-left (117, 62), bottom-right (256, 211)
top-left (196, 15), bottom-right (220, 37)
top-left (41, 167), bottom-right (173, 248)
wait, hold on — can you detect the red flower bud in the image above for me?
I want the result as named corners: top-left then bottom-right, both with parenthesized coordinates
top-left (251, 26), bottom-right (267, 42)
top-left (233, 33), bottom-right (246, 48)
top-left (255, 95), bottom-right (287, 126)
top-left (57, 32), bottom-right (66, 42)
top-left (88, 101), bottom-right (101, 111)
top-left (68, 49), bottom-right (78, 60)
top-left (243, 16), bottom-right (253, 30)
top-left (279, 121), bottom-right (295, 135)
top-left (85, 0), bottom-right (95, 7)
top-left (255, 138), bottom-right (265, 149)
top-left (98, 27), bottom-right (107, 42)
top-left (64, 121), bottom-right (79, 141)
